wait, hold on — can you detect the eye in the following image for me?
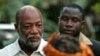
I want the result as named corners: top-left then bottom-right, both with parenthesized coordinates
top-left (60, 16), bottom-right (68, 21)
top-left (61, 16), bottom-right (68, 21)
top-left (37, 23), bottom-right (42, 28)
top-left (73, 19), bottom-right (78, 22)
top-left (23, 25), bottom-right (31, 29)
top-left (72, 17), bottom-right (80, 22)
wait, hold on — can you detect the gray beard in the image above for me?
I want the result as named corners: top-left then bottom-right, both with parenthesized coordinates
top-left (28, 40), bottom-right (41, 48)
top-left (19, 34), bottom-right (41, 49)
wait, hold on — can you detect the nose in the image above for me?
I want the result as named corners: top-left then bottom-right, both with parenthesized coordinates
top-left (30, 26), bottom-right (38, 35)
top-left (65, 20), bottom-right (73, 27)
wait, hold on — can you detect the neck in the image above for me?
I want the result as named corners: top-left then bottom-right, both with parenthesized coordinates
top-left (74, 34), bottom-right (80, 38)
top-left (18, 40), bottom-right (38, 55)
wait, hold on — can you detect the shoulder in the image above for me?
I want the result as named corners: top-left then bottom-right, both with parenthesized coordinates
top-left (89, 39), bottom-right (100, 56)
top-left (0, 43), bottom-right (14, 56)
top-left (80, 43), bottom-right (94, 56)
top-left (90, 39), bottom-right (100, 47)
top-left (0, 40), bottom-right (19, 56)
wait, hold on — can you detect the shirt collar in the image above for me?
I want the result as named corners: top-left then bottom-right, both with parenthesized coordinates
top-left (10, 38), bottom-right (47, 56)
top-left (34, 38), bottom-right (47, 55)
top-left (79, 32), bottom-right (93, 45)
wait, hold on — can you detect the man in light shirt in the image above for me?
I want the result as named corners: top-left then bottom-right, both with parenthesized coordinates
top-left (0, 5), bottom-right (47, 56)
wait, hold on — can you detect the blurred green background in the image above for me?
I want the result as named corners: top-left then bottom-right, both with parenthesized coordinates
top-left (0, 0), bottom-right (100, 49)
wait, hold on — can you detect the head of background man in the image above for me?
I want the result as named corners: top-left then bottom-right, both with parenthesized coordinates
top-left (58, 4), bottom-right (85, 37)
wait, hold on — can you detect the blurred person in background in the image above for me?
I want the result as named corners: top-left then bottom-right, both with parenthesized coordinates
top-left (0, 5), bottom-right (47, 56)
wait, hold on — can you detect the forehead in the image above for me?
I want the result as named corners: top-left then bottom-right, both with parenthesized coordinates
top-left (61, 7), bottom-right (82, 17)
top-left (19, 9), bottom-right (42, 23)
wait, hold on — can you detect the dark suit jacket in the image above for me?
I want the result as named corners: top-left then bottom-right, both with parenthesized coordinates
top-left (89, 39), bottom-right (100, 56)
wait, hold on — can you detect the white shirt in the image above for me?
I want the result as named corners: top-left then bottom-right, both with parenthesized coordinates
top-left (0, 38), bottom-right (47, 56)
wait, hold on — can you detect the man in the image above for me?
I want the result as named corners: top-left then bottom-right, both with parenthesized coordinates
top-left (45, 4), bottom-right (100, 56)
top-left (58, 4), bottom-right (100, 56)
top-left (0, 5), bottom-right (47, 56)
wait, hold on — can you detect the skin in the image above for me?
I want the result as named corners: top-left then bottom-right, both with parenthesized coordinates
top-left (14, 6), bottom-right (43, 55)
top-left (58, 7), bottom-right (85, 37)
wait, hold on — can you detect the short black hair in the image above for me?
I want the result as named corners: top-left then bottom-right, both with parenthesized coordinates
top-left (60, 3), bottom-right (85, 20)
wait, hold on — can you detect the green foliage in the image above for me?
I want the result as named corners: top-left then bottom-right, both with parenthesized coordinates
top-left (42, 11), bottom-right (58, 40)
top-left (43, 18), bottom-right (58, 40)
top-left (91, 3), bottom-right (100, 13)
top-left (0, 0), bottom-right (24, 23)
top-left (30, 0), bottom-right (40, 6)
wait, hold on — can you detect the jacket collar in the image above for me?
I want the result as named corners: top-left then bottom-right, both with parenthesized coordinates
top-left (58, 32), bottom-right (93, 45)
top-left (79, 32), bottom-right (93, 45)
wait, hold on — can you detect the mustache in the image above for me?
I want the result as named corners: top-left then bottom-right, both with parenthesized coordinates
top-left (28, 35), bottom-right (40, 39)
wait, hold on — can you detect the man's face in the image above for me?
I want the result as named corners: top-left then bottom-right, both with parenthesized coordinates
top-left (59, 7), bottom-right (84, 37)
top-left (15, 10), bottom-right (43, 48)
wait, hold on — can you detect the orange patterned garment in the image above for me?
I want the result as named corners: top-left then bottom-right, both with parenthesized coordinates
top-left (43, 32), bottom-right (94, 56)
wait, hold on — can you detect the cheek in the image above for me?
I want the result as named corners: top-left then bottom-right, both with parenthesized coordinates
top-left (59, 21), bottom-right (66, 28)
top-left (74, 24), bottom-right (82, 33)
top-left (74, 23), bottom-right (82, 29)
top-left (19, 28), bottom-right (30, 37)
top-left (38, 28), bottom-right (43, 36)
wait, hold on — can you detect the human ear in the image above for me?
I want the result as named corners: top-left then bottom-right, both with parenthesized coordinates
top-left (81, 21), bottom-right (85, 29)
top-left (14, 24), bottom-right (19, 32)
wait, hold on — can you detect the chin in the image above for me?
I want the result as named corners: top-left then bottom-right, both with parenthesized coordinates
top-left (28, 40), bottom-right (40, 48)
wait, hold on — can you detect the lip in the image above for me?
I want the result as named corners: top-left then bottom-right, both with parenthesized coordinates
top-left (29, 37), bottom-right (38, 42)
top-left (64, 30), bottom-right (74, 34)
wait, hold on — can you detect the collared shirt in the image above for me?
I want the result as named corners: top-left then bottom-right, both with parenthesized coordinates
top-left (0, 38), bottom-right (47, 56)
top-left (79, 32), bottom-right (93, 45)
